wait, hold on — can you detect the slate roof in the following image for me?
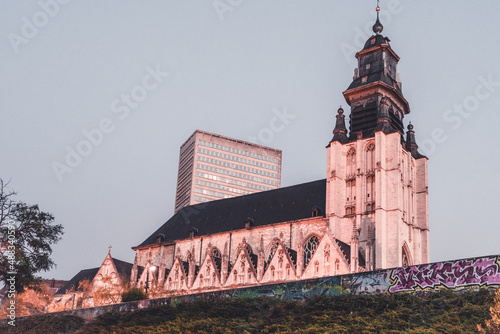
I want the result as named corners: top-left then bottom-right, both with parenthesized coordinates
top-left (56, 257), bottom-right (133, 294)
top-left (113, 258), bottom-right (134, 281)
top-left (137, 179), bottom-right (327, 247)
top-left (56, 268), bottom-right (99, 294)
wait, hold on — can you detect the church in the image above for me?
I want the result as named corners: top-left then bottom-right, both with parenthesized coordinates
top-left (130, 8), bottom-right (429, 295)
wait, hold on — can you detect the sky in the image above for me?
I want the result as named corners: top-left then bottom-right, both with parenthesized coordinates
top-left (1, 1), bottom-right (500, 280)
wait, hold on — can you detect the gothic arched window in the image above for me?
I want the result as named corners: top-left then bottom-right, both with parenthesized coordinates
top-left (267, 239), bottom-right (280, 264)
top-left (210, 247), bottom-right (222, 273)
top-left (304, 235), bottom-right (320, 268)
top-left (211, 248), bottom-right (222, 261)
top-left (402, 245), bottom-right (411, 267)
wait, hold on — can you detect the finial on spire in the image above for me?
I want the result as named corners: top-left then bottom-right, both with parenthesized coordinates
top-left (373, 0), bottom-right (383, 35)
top-left (108, 245), bottom-right (112, 254)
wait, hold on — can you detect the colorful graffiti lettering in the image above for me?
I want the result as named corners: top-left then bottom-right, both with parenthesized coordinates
top-left (389, 256), bottom-right (500, 293)
top-left (344, 272), bottom-right (390, 295)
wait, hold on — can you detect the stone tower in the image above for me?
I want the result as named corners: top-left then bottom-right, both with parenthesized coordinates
top-left (326, 7), bottom-right (429, 271)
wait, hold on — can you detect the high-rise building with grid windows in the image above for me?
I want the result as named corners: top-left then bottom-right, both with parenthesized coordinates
top-left (174, 130), bottom-right (282, 213)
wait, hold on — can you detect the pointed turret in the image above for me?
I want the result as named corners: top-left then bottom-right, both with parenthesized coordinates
top-left (405, 123), bottom-right (426, 159)
top-left (330, 106), bottom-right (349, 144)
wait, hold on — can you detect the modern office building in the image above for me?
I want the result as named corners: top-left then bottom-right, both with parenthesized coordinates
top-left (174, 130), bottom-right (282, 212)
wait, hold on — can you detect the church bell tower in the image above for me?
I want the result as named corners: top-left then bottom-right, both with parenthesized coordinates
top-left (326, 5), bottom-right (429, 271)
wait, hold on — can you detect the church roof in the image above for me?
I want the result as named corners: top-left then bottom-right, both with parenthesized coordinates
top-left (136, 179), bottom-right (327, 247)
top-left (56, 257), bottom-right (133, 294)
top-left (56, 268), bottom-right (99, 294)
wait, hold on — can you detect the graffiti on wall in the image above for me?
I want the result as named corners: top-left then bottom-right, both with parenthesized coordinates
top-left (41, 255), bottom-right (500, 321)
top-left (343, 271), bottom-right (391, 295)
top-left (389, 256), bottom-right (500, 293)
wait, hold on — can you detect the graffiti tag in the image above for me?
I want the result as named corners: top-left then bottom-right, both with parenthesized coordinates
top-left (389, 257), bottom-right (500, 293)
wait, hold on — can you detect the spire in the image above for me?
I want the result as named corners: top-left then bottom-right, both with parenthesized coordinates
top-left (373, 1), bottom-right (383, 35)
top-left (331, 106), bottom-right (349, 144)
top-left (343, 0), bottom-right (410, 139)
top-left (405, 122), bottom-right (426, 159)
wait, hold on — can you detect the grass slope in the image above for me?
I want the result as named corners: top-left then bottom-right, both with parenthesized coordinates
top-left (1, 289), bottom-right (495, 334)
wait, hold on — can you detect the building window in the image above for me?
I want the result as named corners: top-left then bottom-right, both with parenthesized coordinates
top-left (304, 235), bottom-right (320, 268)
top-left (402, 245), bottom-right (411, 267)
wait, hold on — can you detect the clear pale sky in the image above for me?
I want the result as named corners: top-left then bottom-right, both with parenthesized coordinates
top-left (1, 1), bottom-right (499, 280)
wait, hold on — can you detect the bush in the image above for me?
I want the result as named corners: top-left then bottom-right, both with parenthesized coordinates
top-left (121, 287), bottom-right (148, 302)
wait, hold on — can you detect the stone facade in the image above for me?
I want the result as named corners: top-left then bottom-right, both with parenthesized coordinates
top-left (51, 252), bottom-right (132, 310)
top-left (132, 217), bottom-right (351, 295)
top-left (131, 15), bottom-right (429, 297)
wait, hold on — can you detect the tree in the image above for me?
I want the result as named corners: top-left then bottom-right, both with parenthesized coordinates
top-left (0, 282), bottom-right (53, 317)
top-left (0, 179), bottom-right (64, 294)
top-left (121, 287), bottom-right (148, 302)
top-left (478, 288), bottom-right (500, 333)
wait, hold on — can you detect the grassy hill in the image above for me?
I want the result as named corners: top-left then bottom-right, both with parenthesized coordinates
top-left (1, 289), bottom-right (495, 334)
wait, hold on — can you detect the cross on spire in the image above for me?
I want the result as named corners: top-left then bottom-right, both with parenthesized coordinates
top-left (108, 245), bottom-right (112, 254)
